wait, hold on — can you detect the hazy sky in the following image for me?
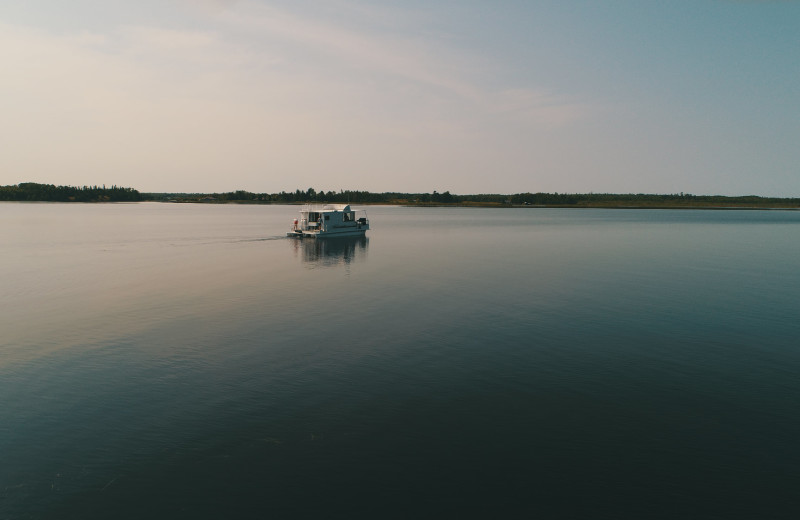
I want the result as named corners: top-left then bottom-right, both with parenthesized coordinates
top-left (2, 1), bottom-right (798, 195)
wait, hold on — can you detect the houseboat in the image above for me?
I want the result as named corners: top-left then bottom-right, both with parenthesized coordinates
top-left (287, 204), bottom-right (370, 238)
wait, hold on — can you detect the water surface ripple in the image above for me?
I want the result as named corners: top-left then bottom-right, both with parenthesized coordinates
top-left (2, 203), bottom-right (799, 518)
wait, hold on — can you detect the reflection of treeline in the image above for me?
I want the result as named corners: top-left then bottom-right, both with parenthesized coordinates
top-left (144, 188), bottom-right (800, 207)
top-left (1, 183), bottom-right (142, 202)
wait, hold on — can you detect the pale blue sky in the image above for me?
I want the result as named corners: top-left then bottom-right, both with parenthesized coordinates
top-left (1, 0), bottom-right (798, 195)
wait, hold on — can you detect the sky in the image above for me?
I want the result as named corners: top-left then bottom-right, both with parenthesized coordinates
top-left (1, 0), bottom-right (798, 196)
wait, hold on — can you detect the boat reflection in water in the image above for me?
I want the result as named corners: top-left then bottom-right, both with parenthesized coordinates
top-left (289, 235), bottom-right (369, 268)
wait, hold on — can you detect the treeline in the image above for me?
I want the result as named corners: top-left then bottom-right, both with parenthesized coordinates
top-left (144, 188), bottom-right (800, 207)
top-left (144, 188), bottom-right (401, 203)
top-left (4, 183), bottom-right (797, 207)
top-left (1, 183), bottom-right (142, 202)
top-left (498, 192), bottom-right (798, 206)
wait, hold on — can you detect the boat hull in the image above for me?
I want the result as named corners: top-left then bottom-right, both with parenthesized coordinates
top-left (287, 228), bottom-right (368, 238)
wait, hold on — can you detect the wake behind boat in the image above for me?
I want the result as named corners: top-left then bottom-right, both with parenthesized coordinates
top-left (287, 204), bottom-right (370, 238)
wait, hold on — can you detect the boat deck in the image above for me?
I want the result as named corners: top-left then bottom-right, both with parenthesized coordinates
top-left (287, 230), bottom-right (319, 238)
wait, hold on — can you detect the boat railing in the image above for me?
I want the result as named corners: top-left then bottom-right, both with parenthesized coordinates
top-left (291, 218), bottom-right (320, 232)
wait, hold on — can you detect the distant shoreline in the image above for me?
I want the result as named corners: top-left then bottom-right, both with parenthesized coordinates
top-left (154, 200), bottom-right (800, 210)
top-left (3, 199), bottom-right (799, 210)
top-left (3, 183), bottom-right (799, 209)
top-left (5, 200), bottom-right (799, 210)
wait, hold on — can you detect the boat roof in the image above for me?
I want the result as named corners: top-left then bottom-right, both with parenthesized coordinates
top-left (301, 204), bottom-right (352, 212)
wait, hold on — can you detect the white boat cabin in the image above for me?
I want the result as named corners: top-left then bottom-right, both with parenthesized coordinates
top-left (287, 204), bottom-right (369, 238)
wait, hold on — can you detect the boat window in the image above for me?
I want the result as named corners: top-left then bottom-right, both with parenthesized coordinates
top-left (324, 215), bottom-right (330, 221)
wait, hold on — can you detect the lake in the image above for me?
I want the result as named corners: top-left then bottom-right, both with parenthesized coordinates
top-left (2, 202), bottom-right (799, 519)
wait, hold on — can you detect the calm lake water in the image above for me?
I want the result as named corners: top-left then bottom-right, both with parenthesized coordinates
top-left (2, 203), bottom-right (800, 519)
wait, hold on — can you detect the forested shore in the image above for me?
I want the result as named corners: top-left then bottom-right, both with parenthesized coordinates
top-left (145, 188), bottom-right (800, 208)
top-left (3, 183), bottom-right (799, 208)
top-left (1, 183), bottom-right (141, 202)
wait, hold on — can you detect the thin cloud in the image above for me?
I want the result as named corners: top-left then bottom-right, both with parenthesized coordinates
top-left (220, 4), bottom-right (481, 100)
top-left (0, 4), bottom-right (593, 193)
top-left (211, 2), bottom-right (590, 124)
top-left (118, 25), bottom-right (262, 69)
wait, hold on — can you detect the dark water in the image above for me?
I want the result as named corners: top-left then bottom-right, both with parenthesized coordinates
top-left (2, 203), bottom-right (800, 519)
